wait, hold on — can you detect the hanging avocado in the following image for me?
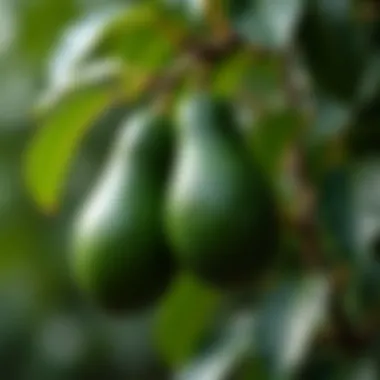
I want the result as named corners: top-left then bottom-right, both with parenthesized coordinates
top-left (71, 107), bottom-right (175, 313)
top-left (298, 0), bottom-right (369, 102)
top-left (165, 91), bottom-right (279, 289)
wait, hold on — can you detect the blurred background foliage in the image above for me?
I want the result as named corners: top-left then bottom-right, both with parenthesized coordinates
top-left (0, 0), bottom-right (379, 379)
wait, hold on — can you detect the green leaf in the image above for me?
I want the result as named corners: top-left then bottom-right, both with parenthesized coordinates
top-left (213, 52), bottom-right (283, 101)
top-left (344, 264), bottom-right (380, 325)
top-left (0, 56), bottom-right (39, 123)
top-left (176, 312), bottom-right (257, 380)
top-left (155, 273), bottom-right (222, 367)
top-left (318, 164), bottom-right (355, 262)
top-left (228, 0), bottom-right (305, 49)
top-left (236, 357), bottom-right (270, 380)
top-left (311, 95), bottom-right (352, 143)
top-left (347, 97), bottom-right (380, 158)
top-left (163, 0), bottom-right (206, 23)
top-left (357, 53), bottom-right (380, 106)
top-left (36, 58), bottom-right (123, 116)
top-left (340, 159), bottom-right (380, 321)
top-left (17, 0), bottom-right (77, 64)
top-left (248, 109), bottom-right (303, 180)
top-left (351, 158), bottom-right (380, 268)
top-left (347, 357), bottom-right (379, 380)
top-left (212, 52), bottom-right (253, 97)
top-left (178, 274), bottom-right (331, 380)
top-left (296, 344), bottom-right (349, 380)
top-left (91, 3), bottom-right (182, 74)
top-left (0, 1), bottom-right (16, 58)
top-left (255, 274), bottom-right (330, 379)
top-left (48, 6), bottom-right (124, 91)
top-left (25, 84), bottom-right (115, 212)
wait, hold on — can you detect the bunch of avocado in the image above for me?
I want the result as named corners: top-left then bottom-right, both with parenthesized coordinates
top-left (70, 90), bottom-right (279, 314)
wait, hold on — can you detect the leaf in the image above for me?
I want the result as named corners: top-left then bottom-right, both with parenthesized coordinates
top-left (175, 312), bottom-right (257, 380)
top-left (318, 163), bottom-right (355, 261)
top-left (17, 0), bottom-right (77, 64)
top-left (351, 158), bottom-right (380, 267)
top-left (25, 84), bottom-right (115, 212)
top-left (0, 0), bottom-right (16, 58)
top-left (295, 345), bottom-right (349, 380)
top-left (36, 58), bottom-right (123, 117)
top-left (235, 357), bottom-right (270, 380)
top-left (248, 109), bottom-right (303, 180)
top-left (176, 274), bottom-right (331, 380)
top-left (344, 264), bottom-right (380, 325)
top-left (255, 273), bottom-right (330, 379)
top-left (340, 159), bottom-right (380, 321)
top-left (0, 56), bottom-right (39, 123)
top-left (164, 0), bottom-right (206, 23)
top-left (347, 101), bottom-right (380, 159)
top-left (47, 5), bottom-right (124, 91)
top-left (155, 273), bottom-right (222, 367)
top-left (212, 52), bottom-right (253, 97)
top-left (91, 3), bottom-right (183, 73)
top-left (310, 95), bottom-right (352, 142)
top-left (228, 0), bottom-right (305, 49)
top-left (348, 357), bottom-right (379, 380)
top-left (357, 52), bottom-right (380, 106)
top-left (213, 51), bottom-right (283, 101)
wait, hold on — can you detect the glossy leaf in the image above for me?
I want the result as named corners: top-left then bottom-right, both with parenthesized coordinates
top-left (357, 53), bottom-right (380, 106)
top-left (228, 0), bottom-right (305, 49)
top-left (255, 274), bottom-right (330, 378)
top-left (155, 274), bottom-right (222, 367)
top-left (347, 98), bottom-right (380, 158)
top-left (295, 345), bottom-right (348, 380)
top-left (248, 109), bottom-right (303, 180)
top-left (48, 6), bottom-right (124, 91)
top-left (17, 0), bottom-right (77, 63)
top-left (351, 158), bottom-right (380, 267)
top-left (164, 0), bottom-right (206, 23)
top-left (311, 96), bottom-right (352, 142)
top-left (0, 57), bottom-right (39, 124)
top-left (341, 159), bottom-right (380, 321)
top-left (91, 3), bottom-right (182, 73)
top-left (176, 312), bottom-right (257, 380)
top-left (318, 164), bottom-right (355, 261)
top-left (348, 357), bottom-right (379, 380)
top-left (25, 84), bottom-right (115, 212)
top-left (213, 52), bottom-right (283, 101)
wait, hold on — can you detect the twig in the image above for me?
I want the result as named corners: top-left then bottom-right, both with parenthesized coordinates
top-left (281, 45), bottom-right (326, 270)
top-left (129, 31), bottom-right (244, 107)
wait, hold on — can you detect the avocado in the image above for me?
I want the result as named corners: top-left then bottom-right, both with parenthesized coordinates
top-left (71, 107), bottom-right (175, 313)
top-left (298, 0), bottom-right (369, 102)
top-left (165, 91), bottom-right (278, 289)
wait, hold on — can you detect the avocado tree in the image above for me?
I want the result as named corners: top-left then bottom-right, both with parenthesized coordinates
top-left (24, 0), bottom-right (380, 379)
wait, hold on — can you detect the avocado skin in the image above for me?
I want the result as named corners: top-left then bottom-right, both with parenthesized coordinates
top-left (298, 1), bottom-right (369, 102)
top-left (71, 109), bottom-right (175, 313)
top-left (165, 92), bottom-right (278, 290)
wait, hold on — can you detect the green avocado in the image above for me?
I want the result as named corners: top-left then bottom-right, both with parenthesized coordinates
top-left (298, 0), bottom-right (369, 102)
top-left (165, 92), bottom-right (279, 289)
top-left (71, 107), bottom-right (175, 313)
